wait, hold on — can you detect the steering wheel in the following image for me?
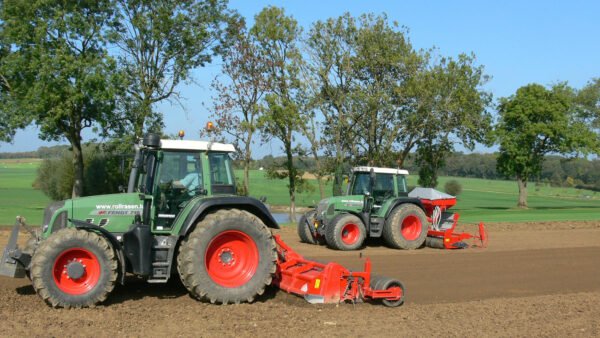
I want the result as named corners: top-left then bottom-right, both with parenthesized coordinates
top-left (159, 174), bottom-right (175, 185)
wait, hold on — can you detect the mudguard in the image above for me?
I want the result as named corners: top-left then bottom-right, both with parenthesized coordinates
top-left (179, 196), bottom-right (280, 236)
top-left (70, 219), bottom-right (127, 284)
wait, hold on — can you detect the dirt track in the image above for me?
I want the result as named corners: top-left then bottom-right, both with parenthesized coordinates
top-left (1, 221), bottom-right (599, 337)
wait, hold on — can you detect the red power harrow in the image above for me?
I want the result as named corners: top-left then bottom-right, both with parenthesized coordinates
top-left (273, 235), bottom-right (404, 307)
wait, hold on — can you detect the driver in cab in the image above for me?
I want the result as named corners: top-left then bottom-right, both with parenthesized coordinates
top-left (173, 160), bottom-right (202, 196)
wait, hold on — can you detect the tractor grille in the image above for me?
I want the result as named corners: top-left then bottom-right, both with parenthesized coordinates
top-left (315, 199), bottom-right (329, 218)
top-left (51, 211), bottom-right (68, 233)
top-left (42, 201), bottom-right (65, 231)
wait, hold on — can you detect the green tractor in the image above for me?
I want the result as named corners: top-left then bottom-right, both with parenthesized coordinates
top-left (298, 167), bottom-right (485, 251)
top-left (0, 134), bottom-right (279, 308)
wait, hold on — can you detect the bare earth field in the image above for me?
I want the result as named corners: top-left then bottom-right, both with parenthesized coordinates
top-left (1, 221), bottom-right (599, 337)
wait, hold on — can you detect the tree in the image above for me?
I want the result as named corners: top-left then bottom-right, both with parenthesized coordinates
top-left (0, 0), bottom-right (121, 197)
top-left (206, 27), bottom-right (270, 195)
top-left (112, 0), bottom-right (234, 138)
top-left (496, 83), bottom-right (596, 208)
top-left (251, 6), bottom-right (304, 220)
top-left (352, 14), bottom-right (424, 166)
top-left (412, 54), bottom-right (492, 187)
top-left (576, 78), bottom-right (600, 150)
top-left (305, 13), bottom-right (359, 196)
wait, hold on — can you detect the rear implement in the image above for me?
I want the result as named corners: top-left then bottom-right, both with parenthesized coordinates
top-left (273, 235), bottom-right (404, 307)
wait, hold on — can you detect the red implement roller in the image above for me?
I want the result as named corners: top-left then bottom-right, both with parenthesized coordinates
top-left (273, 235), bottom-right (404, 306)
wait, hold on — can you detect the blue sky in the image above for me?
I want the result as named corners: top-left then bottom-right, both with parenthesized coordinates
top-left (2, 0), bottom-right (599, 156)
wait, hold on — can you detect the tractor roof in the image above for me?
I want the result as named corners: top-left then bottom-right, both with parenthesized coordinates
top-left (352, 166), bottom-right (409, 175)
top-left (160, 139), bottom-right (236, 152)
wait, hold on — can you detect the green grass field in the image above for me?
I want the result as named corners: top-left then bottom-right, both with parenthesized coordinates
top-left (0, 159), bottom-right (50, 226)
top-left (0, 159), bottom-right (598, 225)
top-left (239, 170), bottom-right (600, 224)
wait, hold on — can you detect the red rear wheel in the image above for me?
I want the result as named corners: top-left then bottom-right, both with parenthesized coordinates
top-left (177, 209), bottom-right (277, 304)
top-left (383, 204), bottom-right (428, 250)
top-left (205, 230), bottom-right (259, 288)
top-left (400, 215), bottom-right (422, 241)
top-left (341, 223), bottom-right (361, 245)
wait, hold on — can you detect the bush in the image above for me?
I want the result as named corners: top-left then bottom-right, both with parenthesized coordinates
top-left (33, 151), bottom-right (73, 200)
top-left (444, 180), bottom-right (463, 196)
top-left (34, 144), bottom-right (129, 200)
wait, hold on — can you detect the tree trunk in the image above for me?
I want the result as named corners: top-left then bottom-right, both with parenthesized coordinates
top-left (516, 175), bottom-right (528, 208)
top-left (243, 164), bottom-right (250, 196)
top-left (316, 174), bottom-right (325, 200)
top-left (284, 138), bottom-right (296, 222)
top-left (280, 141), bottom-right (297, 223)
top-left (332, 136), bottom-right (344, 196)
top-left (71, 139), bottom-right (85, 198)
top-left (310, 146), bottom-right (325, 200)
top-left (134, 98), bottom-right (152, 139)
top-left (333, 160), bottom-right (344, 196)
top-left (243, 140), bottom-right (252, 196)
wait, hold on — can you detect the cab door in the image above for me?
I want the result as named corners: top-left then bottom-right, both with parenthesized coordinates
top-left (153, 150), bottom-right (204, 231)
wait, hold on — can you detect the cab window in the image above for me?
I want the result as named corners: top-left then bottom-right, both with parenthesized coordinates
top-left (350, 173), bottom-right (371, 195)
top-left (208, 152), bottom-right (236, 194)
top-left (396, 175), bottom-right (408, 195)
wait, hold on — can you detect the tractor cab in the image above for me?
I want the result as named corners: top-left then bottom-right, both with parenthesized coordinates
top-left (347, 167), bottom-right (409, 205)
top-left (130, 134), bottom-right (237, 231)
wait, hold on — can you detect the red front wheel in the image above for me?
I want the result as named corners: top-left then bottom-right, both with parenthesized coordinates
top-left (52, 248), bottom-right (102, 295)
top-left (325, 214), bottom-right (366, 251)
top-left (30, 228), bottom-right (118, 308)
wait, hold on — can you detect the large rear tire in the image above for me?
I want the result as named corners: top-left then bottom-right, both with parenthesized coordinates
top-left (30, 228), bottom-right (118, 308)
top-left (383, 204), bottom-right (428, 250)
top-left (177, 209), bottom-right (277, 304)
top-left (324, 214), bottom-right (366, 251)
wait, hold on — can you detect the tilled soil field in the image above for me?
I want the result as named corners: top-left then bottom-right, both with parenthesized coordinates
top-left (1, 221), bottom-right (599, 337)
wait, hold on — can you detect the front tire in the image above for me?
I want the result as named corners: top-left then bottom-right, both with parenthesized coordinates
top-left (177, 209), bottom-right (277, 304)
top-left (383, 204), bottom-right (428, 249)
top-left (30, 228), bottom-right (118, 308)
top-left (297, 211), bottom-right (320, 245)
top-left (325, 214), bottom-right (366, 251)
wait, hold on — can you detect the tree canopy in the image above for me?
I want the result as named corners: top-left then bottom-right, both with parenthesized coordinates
top-left (0, 0), bottom-right (121, 197)
top-left (112, 0), bottom-right (235, 138)
top-left (496, 83), bottom-right (597, 207)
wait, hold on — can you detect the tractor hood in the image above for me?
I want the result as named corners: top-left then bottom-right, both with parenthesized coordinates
top-left (42, 193), bottom-right (144, 237)
top-left (70, 193), bottom-right (144, 233)
top-left (314, 195), bottom-right (364, 220)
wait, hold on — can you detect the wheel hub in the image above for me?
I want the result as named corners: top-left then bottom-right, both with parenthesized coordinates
top-left (218, 248), bottom-right (236, 266)
top-left (66, 260), bottom-right (85, 279)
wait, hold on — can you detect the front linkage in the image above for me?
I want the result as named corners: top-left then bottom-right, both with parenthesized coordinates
top-left (0, 217), bottom-right (39, 278)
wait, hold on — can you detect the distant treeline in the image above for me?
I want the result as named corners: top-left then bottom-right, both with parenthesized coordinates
top-left (3, 145), bottom-right (598, 193)
top-left (0, 145), bottom-right (70, 159)
top-left (251, 153), bottom-right (600, 191)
